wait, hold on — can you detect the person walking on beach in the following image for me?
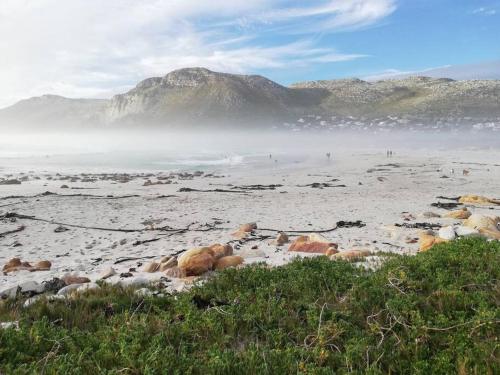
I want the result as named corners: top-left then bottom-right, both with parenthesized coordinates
top-left (326, 152), bottom-right (331, 160)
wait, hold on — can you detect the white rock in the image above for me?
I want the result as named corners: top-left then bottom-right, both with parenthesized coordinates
top-left (454, 225), bottom-right (480, 237)
top-left (57, 283), bottom-right (83, 296)
top-left (23, 295), bottom-right (43, 308)
top-left (119, 277), bottom-right (149, 288)
top-left (438, 226), bottom-right (456, 240)
top-left (99, 267), bottom-right (116, 279)
top-left (135, 288), bottom-right (154, 297)
top-left (0, 321), bottom-right (19, 330)
top-left (77, 282), bottom-right (100, 293)
top-left (0, 281), bottom-right (45, 299)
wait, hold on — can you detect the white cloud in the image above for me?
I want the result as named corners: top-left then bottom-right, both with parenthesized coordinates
top-left (0, 0), bottom-right (396, 108)
top-left (472, 7), bottom-right (497, 16)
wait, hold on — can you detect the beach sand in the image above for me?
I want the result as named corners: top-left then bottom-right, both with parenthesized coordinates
top-left (1, 148), bottom-right (499, 293)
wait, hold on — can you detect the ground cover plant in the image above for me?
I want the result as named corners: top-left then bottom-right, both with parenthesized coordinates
top-left (0, 237), bottom-right (499, 374)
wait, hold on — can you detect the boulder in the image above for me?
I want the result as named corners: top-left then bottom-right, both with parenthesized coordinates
top-left (438, 226), bottom-right (456, 241)
top-left (1, 281), bottom-right (45, 299)
top-left (208, 244), bottom-right (233, 260)
top-left (178, 247), bottom-right (214, 276)
top-left (232, 223), bottom-right (257, 239)
top-left (142, 262), bottom-right (160, 273)
top-left (160, 257), bottom-right (178, 271)
top-left (164, 266), bottom-right (187, 278)
top-left (288, 234), bottom-right (338, 254)
top-left (454, 225), bottom-right (480, 237)
top-left (214, 256), bottom-right (244, 270)
top-left (62, 274), bottom-right (91, 285)
top-left (276, 232), bottom-right (289, 246)
top-left (444, 208), bottom-right (471, 220)
top-left (463, 214), bottom-right (500, 239)
top-left (2, 258), bottom-right (34, 273)
top-left (57, 284), bottom-right (82, 296)
top-left (419, 231), bottom-right (448, 252)
top-left (330, 250), bottom-right (371, 262)
top-left (33, 260), bottom-right (51, 271)
top-left (99, 267), bottom-right (116, 279)
top-left (459, 195), bottom-right (500, 205)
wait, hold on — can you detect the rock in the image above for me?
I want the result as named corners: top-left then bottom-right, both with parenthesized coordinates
top-left (159, 257), bottom-right (177, 271)
top-left (77, 282), bottom-right (100, 293)
top-left (288, 234), bottom-right (338, 254)
top-left (0, 321), bottom-right (19, 330)
top-left (164, 266), bottom-right (187, 278)
top-left (464, 214), bottom-right (500, 239)
top-left (444, 208), bottom-right (471, 220)
top-left (60, 184), bottom-right (69, 189)
top-left (57, 284), bottom-right (82, 296)
top-left (419, 231), bottom-right (448, 252)
top-left (135, 288), bottom-right (154, 297)
top-left (160, 256), bottom-right (172, 263)
top-left (459, 195), bottom-right (500, 205)
top-left (42, 278), bottom-right (66, 293)
top-left (330, 250), bottom-right (371, 262)
top-left (454, 225), bottom-right (480, 237)
top-left (232, 223), bottom-right (257, 238)
top-left (99, 267), bottom-right (116, 279)
top-left (142, 262), bottom-right (160, 273)
top-left (2, 258), bottom-right (21, 272)
top-left (24, 295), bottom-right (43, 308)
top-left (438, 226), bottom-right (456, 241)
top-left (33, 260), bottom-right (51, 271)
top-left (208, 244), bottom-right (233, 260)
top-left (178, 247), bottom-right (215, 276)
top-left (54, 225), bottom-right (69, 233)
top-left (214, 256), bottom-right (244, 270)
top-left (62, 274), bottom-right (91, 285)
top-left (276, 232), bottom-right (289, 246)
top-left (0, 179), bottom-right (21, 185)
top-left (119, 277), bottom-right (149, 288)
top-left (421, 211), bottom-right (441, 219)
top-left (239, 223), bottom-right (257, 232)
top-left (1, 281), bottom-right (45, 299)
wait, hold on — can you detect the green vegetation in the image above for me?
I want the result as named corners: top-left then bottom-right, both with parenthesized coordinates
top-left (1, 238), bottom-right (499, 374)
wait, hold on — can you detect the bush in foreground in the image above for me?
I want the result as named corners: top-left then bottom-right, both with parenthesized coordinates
top-left (0, 238), bottom-right (499, 374)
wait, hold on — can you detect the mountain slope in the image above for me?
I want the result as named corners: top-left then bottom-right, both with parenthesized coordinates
top-left (1, 68), bottom-right (499, 130)
top-left (0, 95), bottom-right (108, 130)
top-left (104, 68), bottom-right (324, 126)
top-left (292, 76), bottom-right (500, 119)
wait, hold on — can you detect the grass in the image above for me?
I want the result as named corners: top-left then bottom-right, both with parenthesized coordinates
top-left (0, 237), bottom-right (499, 374)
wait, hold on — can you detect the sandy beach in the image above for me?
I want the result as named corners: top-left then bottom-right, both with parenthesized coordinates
top-left (1, 147), bottom-right (499, 295)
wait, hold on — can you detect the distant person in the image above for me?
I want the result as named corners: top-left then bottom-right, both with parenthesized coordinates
top-left (269, 154), bottom-right (272, 159)
top-left (463, 169), bottom-right (470, 176)
top-left (326, 152), bottom-right (331, 160)
top-left (450, 168), bottom-right (455, 174)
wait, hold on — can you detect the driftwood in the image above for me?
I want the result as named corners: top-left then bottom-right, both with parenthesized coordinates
top-left (0, 191), bottom-right (140, 201)
top-left (436, 196), bottom-right (460, 201)
top-left (258, 221), bottom-right (364, 234)
top-left (395, 222), bottom-right (442, 230)
top-left (178, 187), bottom-right (248, 193)
top-left (297, 183), bottom-right (346, 189)
top-left (0, 225), bottom-right (25, 238)
top-left (431, 202), bottom-right (462, 210)
top-left (232, 184), bottom-right (283, 191)
top-left (114, 255), bottom-right (157, 265)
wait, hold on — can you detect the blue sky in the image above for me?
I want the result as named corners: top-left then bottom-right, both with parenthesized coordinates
top-left (0, 0), bottom-right (499, 107)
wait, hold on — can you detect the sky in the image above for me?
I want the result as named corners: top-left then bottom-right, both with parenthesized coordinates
top-left (0, 0), bottom-right (499, 108)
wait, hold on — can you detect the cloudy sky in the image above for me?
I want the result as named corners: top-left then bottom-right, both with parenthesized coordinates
top-left (0, 0), bottom-right (499, 107)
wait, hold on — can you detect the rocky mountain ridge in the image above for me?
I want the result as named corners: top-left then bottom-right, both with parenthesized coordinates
top-left (1, 68), bottom-right (499, 130)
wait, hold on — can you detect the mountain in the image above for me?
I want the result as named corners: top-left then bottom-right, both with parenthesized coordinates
top-left (1, 67), bottom-right (499, 130)
top-left (0, 95), bottom-right (107, 130)
top-left (291, 76), bottom-right (500, 119)
top-left (104, 68), bottom-right (324, 127)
